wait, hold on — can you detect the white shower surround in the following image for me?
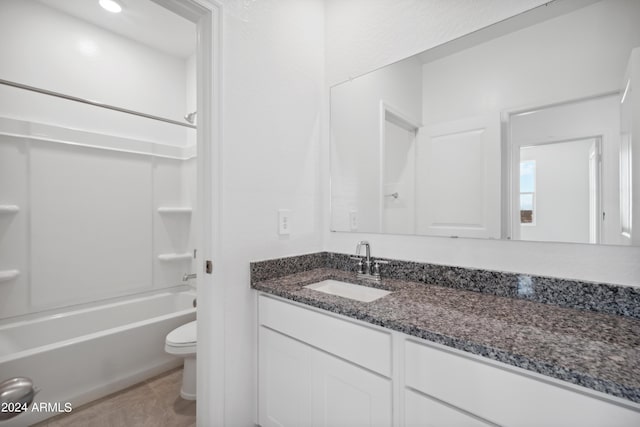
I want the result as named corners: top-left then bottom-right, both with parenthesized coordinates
top-left (0, 116), bottom-right (196, 318)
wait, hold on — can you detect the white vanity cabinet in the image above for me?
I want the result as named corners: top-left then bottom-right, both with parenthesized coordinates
top-left (257, 294), bottom-right (640, 427)
top-left (258, 295), bottom-right (393, 427)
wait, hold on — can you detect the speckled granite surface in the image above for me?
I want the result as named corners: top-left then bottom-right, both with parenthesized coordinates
top-left (250, 255), bottom-right (640, 404)
top-left (251, 252), bottom-right (640, 318)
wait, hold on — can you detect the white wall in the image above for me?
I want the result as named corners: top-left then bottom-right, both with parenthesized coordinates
top-left (216, 1), bottom-right (324, 425)
top-left (0, 0), bottom-right (193, 146)
top-left (331, 57), bottom-right (422, 232)
top-left (324, 0), bottom-right (640, 286)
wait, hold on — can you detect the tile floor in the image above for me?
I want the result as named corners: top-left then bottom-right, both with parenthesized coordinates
top-left (33, 368), bottom-right (195, 427)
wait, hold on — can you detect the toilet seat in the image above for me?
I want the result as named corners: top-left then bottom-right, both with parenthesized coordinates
top-left (165, 320), bottom-right (197, 355)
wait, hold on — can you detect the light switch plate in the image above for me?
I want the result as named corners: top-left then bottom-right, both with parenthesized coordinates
top-left (278, 209), bottom-right (291, 235)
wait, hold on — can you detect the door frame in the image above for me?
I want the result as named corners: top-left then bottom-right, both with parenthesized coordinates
top-left (501, 92), bottom-right (616, 242)
top-left (509, 136), bottom-right (602, 243)
top-left (151, 1), bottom-right (223, 425)
top-left (378, 101), bottom-right (421, 233)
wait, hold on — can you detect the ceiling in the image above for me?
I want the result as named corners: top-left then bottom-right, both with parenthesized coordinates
top-left (38, 0), bottom-right (196, 59)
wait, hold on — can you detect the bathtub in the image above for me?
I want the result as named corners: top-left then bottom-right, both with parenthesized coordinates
top-left (0, 290), bottom-right (196, 426)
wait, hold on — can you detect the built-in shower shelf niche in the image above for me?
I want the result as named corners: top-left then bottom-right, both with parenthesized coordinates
top-left (0, 205), bottom-right (19, 214)
top-left (157, 253), bottom-right (192, 261)
top-left (0, 269), bottom-right (20, 282)
top-left (157, 207), bottom-right (192, 214)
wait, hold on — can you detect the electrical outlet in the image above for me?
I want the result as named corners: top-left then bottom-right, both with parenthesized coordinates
top-left (349, 210), bottom-right (358, 231)
top-left (278, 209), bottom-right (291, 235)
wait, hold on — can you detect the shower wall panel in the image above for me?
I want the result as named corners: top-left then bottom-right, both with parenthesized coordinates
top-left (0, 135), bottom-right (29, 318)
top-left (30, 141), bottom-right (153, 308)
top-left (153, 157), bottom-right (195, 289)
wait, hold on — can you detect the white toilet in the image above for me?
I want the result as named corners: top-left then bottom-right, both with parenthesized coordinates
top-left (165, 320), bottom-right (197, 400)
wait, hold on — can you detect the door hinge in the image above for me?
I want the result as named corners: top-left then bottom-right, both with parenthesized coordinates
top-left (205, 260), bottom-right (213, 274)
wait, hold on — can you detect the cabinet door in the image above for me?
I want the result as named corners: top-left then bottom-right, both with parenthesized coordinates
top-left (404, 388), bottom-right (493, 427)
top-left (311, 350), bottom-right (392, 427)
top-left (259, 327), bottom-right (311, 427)
top-left (405, 340), bottom-right (640, 426)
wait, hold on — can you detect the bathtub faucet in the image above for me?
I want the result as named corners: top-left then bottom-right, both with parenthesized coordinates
top-left (182, 273), bottom-right (197, 282)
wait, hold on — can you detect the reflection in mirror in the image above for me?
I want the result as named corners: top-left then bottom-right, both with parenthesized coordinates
top-left (330, 0), bottom-right (640, 246)
top-left (519, 138), bottom-right (599, 244)
top-left (507, 95), bottom-right (617, 244)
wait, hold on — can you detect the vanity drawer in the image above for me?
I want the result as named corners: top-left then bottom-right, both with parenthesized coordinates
top-left (259, 294), bottom-right (392, 377)
top-left (404, 339), bottom-right (640, 427)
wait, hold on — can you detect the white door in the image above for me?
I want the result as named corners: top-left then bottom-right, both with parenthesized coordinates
top-left (259, 327), bottom-right (311, 427)
top-left (415, 115), bottom-right (500, 238)
top-left (311, 349), bottom-right (392, 427)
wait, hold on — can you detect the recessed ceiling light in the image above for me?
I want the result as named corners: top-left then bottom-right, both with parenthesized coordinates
top-left (99, 0), bottom-right (122, 13)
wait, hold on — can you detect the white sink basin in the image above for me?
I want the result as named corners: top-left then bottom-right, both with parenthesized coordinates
top-left (304, 280), bottom-right (391, 302)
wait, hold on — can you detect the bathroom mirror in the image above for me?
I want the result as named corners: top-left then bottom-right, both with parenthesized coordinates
top-left (330, 0), bottom-right (640, 246)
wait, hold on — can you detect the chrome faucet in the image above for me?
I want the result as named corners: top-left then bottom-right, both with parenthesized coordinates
top-left (356, 240), bottom-right (372, 275)
top-left (182, 273), bottom-right (197, 282)
top-left (351, 241), bottom-right (388, 281)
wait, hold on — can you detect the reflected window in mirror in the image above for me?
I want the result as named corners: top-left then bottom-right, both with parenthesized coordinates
top-left (519, 160), bottom-right (536, 225)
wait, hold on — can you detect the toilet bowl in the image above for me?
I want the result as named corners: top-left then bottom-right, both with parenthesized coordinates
top-left (165, 320), bottom-right (197, 400)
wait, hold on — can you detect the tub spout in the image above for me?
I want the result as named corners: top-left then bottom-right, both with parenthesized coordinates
top-left (183, 273), bottom-right (197, 282)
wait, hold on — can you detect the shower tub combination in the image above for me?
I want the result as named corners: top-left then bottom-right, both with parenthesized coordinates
top-left (0, 289), bottom-right (196, 426)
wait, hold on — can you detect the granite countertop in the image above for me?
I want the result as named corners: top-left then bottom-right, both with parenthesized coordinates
top-left (252, 267), bottom-right (640, 404)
